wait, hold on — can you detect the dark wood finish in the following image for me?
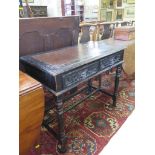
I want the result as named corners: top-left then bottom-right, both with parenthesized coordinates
top-left (19, 16), bottom-right (78, 154)
top-left (80, 25), bottom-right (91, 43)
top-left (93, 22), bottom-right (115, 40)
top-left (19, 16), bottom-right (80, 57)
top-left (115, 22), bottom-right (119, 27)
top-left (55, 95), bottom-right (67, 153)
top-left (19, 71), bottom-right (44, 155)
top-left (132, 20), bottom-right (135, 26)
top-left (101, 23), bottom-right (112, 40)
top-left (113, 64), bottom-right (122, 107)
top-left (121, 21), bottom-right (129, 26)
top-left (98, 38), bottom-right (135, 76)
top-left (20, 40), bottom-right (125, 94)
top-left (87, 79), bottom-right (93, 94)
top-left (79, 23), bottom-right (98, 43)
top-left (20, 39), bottom-right (126, 153)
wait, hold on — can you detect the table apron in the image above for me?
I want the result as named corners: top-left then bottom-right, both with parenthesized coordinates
top-left (56, 50), bottom-right (124, 93)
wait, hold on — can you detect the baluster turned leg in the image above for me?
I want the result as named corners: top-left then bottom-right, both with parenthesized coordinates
top-left (87, 79), bottom-right (93, 94)
top-left (98, 74), bottom-right (102, 89)
top-left (112, 65), bottom-right (122, 107)
top-left (55, 95), bottom-right (67, 153)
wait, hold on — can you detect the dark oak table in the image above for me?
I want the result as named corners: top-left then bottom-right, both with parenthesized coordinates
top-left (20, 39), bottom-right (126, 153)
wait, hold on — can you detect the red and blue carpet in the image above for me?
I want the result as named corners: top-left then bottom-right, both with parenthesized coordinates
top-left (28, 72), bottom-right (135, 155)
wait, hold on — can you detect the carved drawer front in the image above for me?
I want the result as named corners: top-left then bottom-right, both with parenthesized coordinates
top-left (100, 51), bottom-right (123, 70)
top-left (62, 62), bottom-right (99, 89)
top-left (30, 6), bottom-right (47, 17)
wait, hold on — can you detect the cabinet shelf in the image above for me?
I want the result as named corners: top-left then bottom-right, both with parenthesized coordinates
top-left (63, 0), bottom-right (84, 22)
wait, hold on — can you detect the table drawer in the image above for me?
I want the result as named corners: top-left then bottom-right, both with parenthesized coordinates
top-left (62, 62), bottom-right (99, 89)
top-left (100, 51), bottom-right (124, 70)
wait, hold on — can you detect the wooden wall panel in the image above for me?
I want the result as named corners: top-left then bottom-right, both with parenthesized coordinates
top-left (19, 16), bottom-right (80, 56)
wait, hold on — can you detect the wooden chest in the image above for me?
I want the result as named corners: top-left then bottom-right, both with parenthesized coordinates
top-left (19, 71), bottom-right (44, 155)
top-left (30, 6), bottom-right (47, 17)
top-left (114, 26), bottom-right (135, 41)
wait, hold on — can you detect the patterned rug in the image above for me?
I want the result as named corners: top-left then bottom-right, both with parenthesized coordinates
top-left (28, 71), bottom-right (135, 155)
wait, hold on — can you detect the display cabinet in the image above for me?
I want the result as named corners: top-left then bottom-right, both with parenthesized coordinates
top-left (63, 0), bottom-right (84, 21)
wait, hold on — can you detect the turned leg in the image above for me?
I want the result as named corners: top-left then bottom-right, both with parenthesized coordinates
top-left (87, 79), bottom-right (93, 94)
top-left (98, 74), bottom-right (102, 89)
top-left (112, 65), bottom-right (122, 107)
top-left (55, 95), bottom-right (67, 153)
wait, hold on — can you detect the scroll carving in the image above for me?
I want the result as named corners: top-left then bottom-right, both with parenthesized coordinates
top-left (63, 62), bottom-right (99, 88)
top-left (100, 51), bottom-right (123, 70)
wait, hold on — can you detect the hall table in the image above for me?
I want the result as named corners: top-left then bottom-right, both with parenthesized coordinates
top-left (20, 39), bottom-right (126, 153)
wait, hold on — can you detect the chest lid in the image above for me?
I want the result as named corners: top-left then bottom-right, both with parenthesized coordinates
top-left (19, 71), bottom-right (42, 96)
top-left (115, 26), bottom-right (135, 32)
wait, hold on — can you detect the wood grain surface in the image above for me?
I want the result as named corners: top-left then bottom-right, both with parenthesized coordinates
top-left (19, 71), bottom-right (44, 155)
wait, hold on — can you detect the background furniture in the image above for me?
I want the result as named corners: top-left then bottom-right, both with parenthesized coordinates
top-left (19, 71), bottom-right (44, 155)
top-left (19, 16), bottom-right (80, 153)
top-left (29, 6), bottom-right (47, 17)
top-left (79, 20), bottom-right (135, 43)
top-left (79, 21), bottom-right (115, 43)
top-left (19, 16), bottom-right (134, 153)
top-left (19, 16), bottom-right (79, 57)
top-left (20, 40), bottom-right (126, 153)
top-left (114, 26), bottom-right (135, 40)
top-left (22, 6), bottom-right (47, 17)
top-left (79, 22), bottom-right (98, 43)
top-left (62, 0), bottom-right (84, 22)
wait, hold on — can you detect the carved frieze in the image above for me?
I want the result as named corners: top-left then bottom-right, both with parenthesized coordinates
top-left (100, 51), bottom-right (123, 70)
top-left (61, 51), bottom-right (123, 89)
top-left (62, 62), bottom-right (99, 88)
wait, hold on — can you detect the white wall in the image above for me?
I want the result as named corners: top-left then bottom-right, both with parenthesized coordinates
top-left (84, 0), bottom-right (99, 21)
top-left (46, 0), bottom-right (62, 17)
